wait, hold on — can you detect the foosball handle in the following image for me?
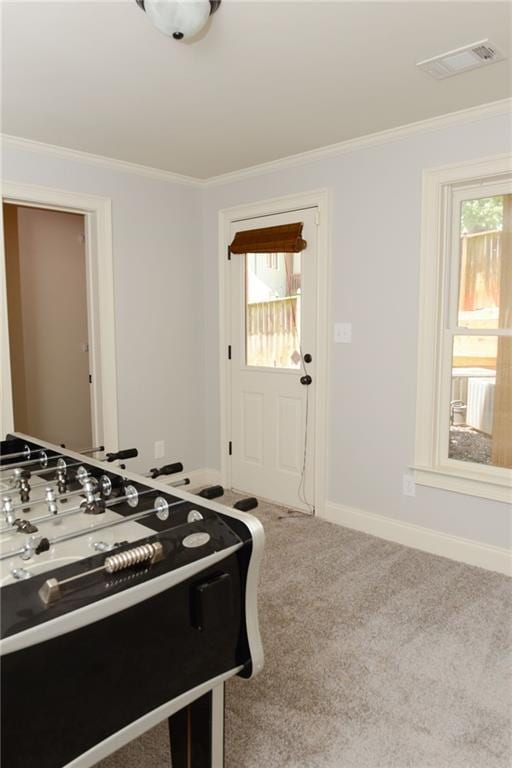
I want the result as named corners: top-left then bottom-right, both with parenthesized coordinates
top-left (148, 462), bottom-right (184, 479)
top-left (105, 448), bottom-right (138, 463)
top-left (233, 497), bottom-right (258, 512)
top-left (197, 485), bottom-right (224, 500)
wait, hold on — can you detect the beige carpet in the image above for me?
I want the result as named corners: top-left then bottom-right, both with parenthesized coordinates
top-left (96, 494), bottom-right (511, 768)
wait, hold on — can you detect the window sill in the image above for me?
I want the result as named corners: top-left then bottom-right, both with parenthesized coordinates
top-left (413, 465), bottom-right (512, 504)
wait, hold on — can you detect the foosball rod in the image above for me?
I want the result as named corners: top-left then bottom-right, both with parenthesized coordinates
top-left (13, 459), bottom-right (183, 502)
top-left (0, 444), bottom-right (105, 464)
top-left (1, 461), bottom-right (96, 491)
top-left (0, 485), bottom-right (162, 534)
top-left (9, 468), bottom-right (92, 492)
top-left (0, 449), bottom-right (139, 487)
top-left (2, 460), bottom-right (86, 482)
top-left (8, 483), bottom-right (98, 507)
top-left (0, 447), bottom-right (138, 473)
top-left (24, 470), bottom-right (190, 496)
top-left (3, 475), bottom-right (123, 511)
top-left (0, 446), bottom-right (106, 470)
top-left (0, 496), bottom-right (188, 562)
top-left (20, 464), bottom-right (112, 491)
top-left (16, 472), bottom-right (190, 505)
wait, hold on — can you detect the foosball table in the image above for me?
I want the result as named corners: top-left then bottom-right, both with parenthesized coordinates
top-left (0, 433), bottom-right (264, 768)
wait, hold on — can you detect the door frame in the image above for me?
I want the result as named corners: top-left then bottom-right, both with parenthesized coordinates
top-left (218, 189), bottom-right (331, 513)
top-left (0, 181), bottom-right (119, 451)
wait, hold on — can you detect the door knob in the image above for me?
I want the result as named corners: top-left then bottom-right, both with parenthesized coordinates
top-left (300, 375), bottom-right (312, 386)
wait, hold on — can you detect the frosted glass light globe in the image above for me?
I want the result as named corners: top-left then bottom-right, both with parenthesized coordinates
top-left (144, 1), bottom-right (211, 40)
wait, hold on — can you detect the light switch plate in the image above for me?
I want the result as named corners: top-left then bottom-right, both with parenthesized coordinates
top-left (402, 474), bottom-right (416, 497)
top-left (334, 323), bottom-right (352, 343)
top-left (154, 440), bottom-right (165, 459)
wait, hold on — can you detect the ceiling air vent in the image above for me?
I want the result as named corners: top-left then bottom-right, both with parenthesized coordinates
top-left (417, 40), bottom-right (506, 80)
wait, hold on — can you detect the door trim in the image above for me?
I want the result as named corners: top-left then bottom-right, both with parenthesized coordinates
top-left (218, 189), bottom-right (331, 513)
top-left (0, 181), bottom-right (119, 451)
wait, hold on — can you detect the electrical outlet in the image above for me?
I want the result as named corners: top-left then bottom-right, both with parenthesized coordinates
top-left (154, 440), bottom-right (165, 459)
top-left (402, 474), bottom-right (416, 497)
top-left (334, 322), bottom-right (352, 343)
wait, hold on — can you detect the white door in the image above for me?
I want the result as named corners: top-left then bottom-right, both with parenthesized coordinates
top-left (229, 208), bottom-right (317, 510)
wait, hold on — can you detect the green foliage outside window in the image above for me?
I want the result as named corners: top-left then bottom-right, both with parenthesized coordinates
top-left (461, 196), bottom-right (503, 234)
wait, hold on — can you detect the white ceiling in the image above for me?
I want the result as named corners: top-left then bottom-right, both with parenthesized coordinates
top-left (2, 1), bottom-right (511, 179)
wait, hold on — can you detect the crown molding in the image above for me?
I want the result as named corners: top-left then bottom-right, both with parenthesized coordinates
top-left (2, 98), bottom-right (510, 188)
top-left (204, 97), bottom-right (512, 187)
top-left (0, 134), bottom-right (200, 187)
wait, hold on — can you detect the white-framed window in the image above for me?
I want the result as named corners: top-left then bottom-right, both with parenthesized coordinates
top-left (415, 155), bottom-right (512, 503)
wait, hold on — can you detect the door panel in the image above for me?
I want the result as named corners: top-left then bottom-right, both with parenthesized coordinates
top-left (229, 208), bottom-right (316, 510)
top-left (242, 391), bottom-right (264, 463)
top-left (277, 396), bottom-right (302, 473)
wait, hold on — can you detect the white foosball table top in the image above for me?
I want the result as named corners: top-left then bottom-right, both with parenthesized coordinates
top-left (0, 469), bottom-right (154, 585)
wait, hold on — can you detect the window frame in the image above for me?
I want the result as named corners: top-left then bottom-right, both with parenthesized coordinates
top-left (414, 155), bottom-right (512, 503)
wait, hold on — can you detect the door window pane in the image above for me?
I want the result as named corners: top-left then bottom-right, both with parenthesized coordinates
top-left (457, 194), bottom-right (511, 330)
top-left (449, 335), bottom-right (512, 467)
top-left (245, 252), bottom-right (302, 368)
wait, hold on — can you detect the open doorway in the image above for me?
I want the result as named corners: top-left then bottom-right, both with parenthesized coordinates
top-left (3, 203), bottom-right (93, 450)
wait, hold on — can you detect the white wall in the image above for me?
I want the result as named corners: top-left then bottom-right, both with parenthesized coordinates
top-left (3, 109), bottom-right (510, 555)
top-left (201, 111), bottom-right (512, 550)
top-left (2, 144), bottom-right (204, 474)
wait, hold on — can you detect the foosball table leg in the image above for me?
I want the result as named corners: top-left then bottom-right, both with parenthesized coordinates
top-left (169, 683), bottom-right (225, 767)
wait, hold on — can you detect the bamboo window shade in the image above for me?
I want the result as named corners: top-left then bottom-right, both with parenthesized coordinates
top-left (229, 222), bottom-right (307, 254)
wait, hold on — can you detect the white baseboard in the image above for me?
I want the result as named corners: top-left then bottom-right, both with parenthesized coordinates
top-left (320, 502), bottom-right (512, 576)
top-left (158, 467), bottom-right (222, 492)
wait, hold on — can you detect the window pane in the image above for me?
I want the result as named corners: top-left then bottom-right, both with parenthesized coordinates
top-left (449, 335), bottom-right (512, 468)
top-left (457, 193), bottom-right (511, 330)
top-left (245, 252), bottom-right (302, 368)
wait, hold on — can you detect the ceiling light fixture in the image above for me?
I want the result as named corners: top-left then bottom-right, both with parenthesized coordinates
top-left (135, 0), bottom-right (221, 41)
